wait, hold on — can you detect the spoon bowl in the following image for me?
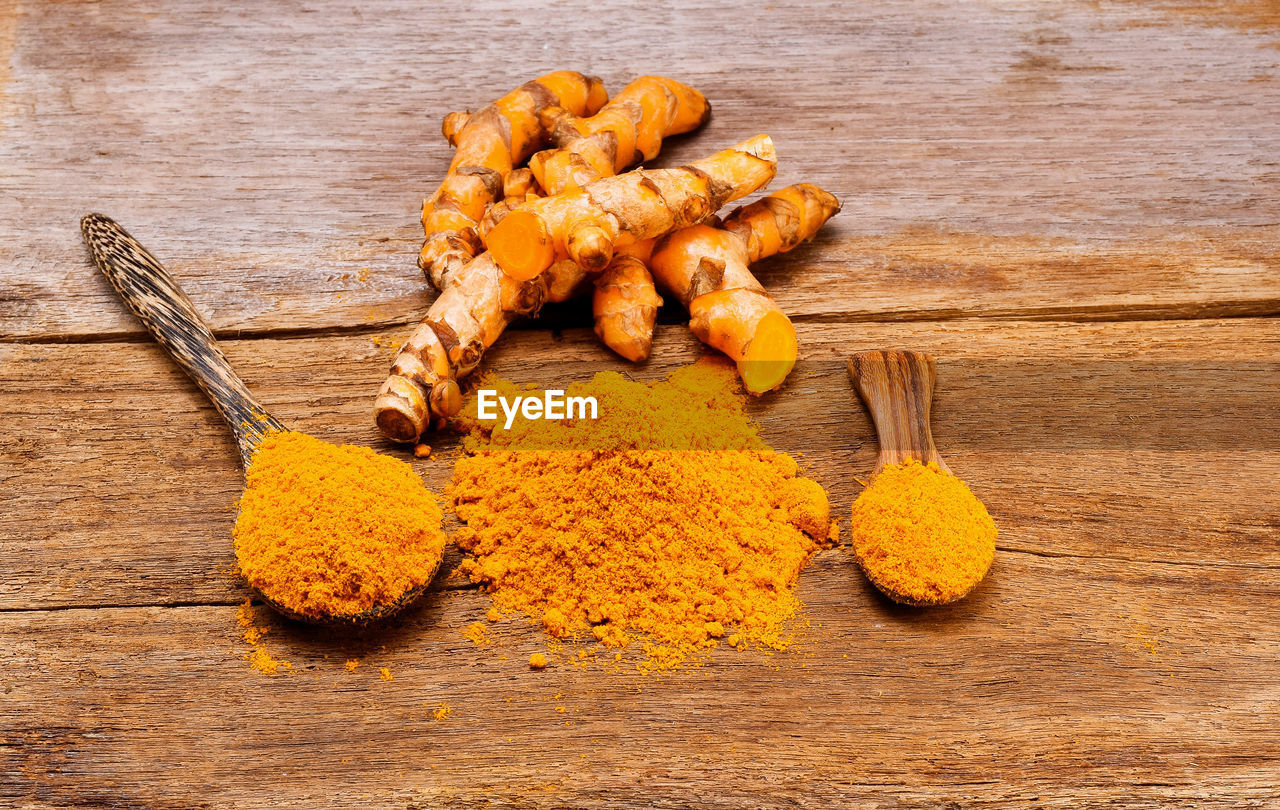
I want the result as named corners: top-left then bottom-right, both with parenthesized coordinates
top-left (81, 213), bottom-right (437, 626)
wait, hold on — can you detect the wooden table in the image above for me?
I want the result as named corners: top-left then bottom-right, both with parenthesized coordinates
top-left (3, 1), bottom-right (1279, 806)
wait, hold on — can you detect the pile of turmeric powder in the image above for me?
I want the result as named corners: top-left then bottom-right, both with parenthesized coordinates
top-left (234, 431), bottom-right (446, 621)
top-left (448, 359), bottom-right (833, 672)
top-left (848, 460), bottom-right (996, 605)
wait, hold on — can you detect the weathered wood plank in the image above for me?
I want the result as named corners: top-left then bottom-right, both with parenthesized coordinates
top-left (2, 552), bottom-right (1278, 808)
top-left (2, 318), bottom-right (1277, 612)
top-left (2, 0), bottom-right (1279, 341)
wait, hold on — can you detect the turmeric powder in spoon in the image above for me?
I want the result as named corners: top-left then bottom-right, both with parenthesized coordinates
top-left (82, 214), bottom-right (446, 624)
top-left (848, 459), bottom-right (995, 606)
top-left (234, 431), bottom-right (445, 622)
top-left (847, 350), bottom-right (996, 606)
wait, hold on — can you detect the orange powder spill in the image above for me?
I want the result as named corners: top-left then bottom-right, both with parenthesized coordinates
top-left (236, 598), bottom-right (291, 676)
top-left (849, 460), bottom-right (996, 605)
top-left (234, 431), bottom-right (446, 621)
top-left (463, 621), bottom-right (490, 645)
top-left (448, 359), bottom-right (833, 673)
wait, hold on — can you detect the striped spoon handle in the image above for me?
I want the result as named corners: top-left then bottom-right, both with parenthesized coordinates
top-left (80, 213), bottom-right (283, 468)
top-left (847, 349), bottom-right (949, 478)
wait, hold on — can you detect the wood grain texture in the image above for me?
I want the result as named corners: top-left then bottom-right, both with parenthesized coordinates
top-left (4, 0), bottom-right (1280, 805)
top-left (2, 552), bottom-right (1278, 808)
top-left (81, 213), bottom-right (285, 467)
top-left (2, 0), bottom-right (1280, 341)
top-left (848, 349), bottom-right (948, 475)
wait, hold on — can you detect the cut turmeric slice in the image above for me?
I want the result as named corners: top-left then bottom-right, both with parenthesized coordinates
top-left (418, 71), bottom-right (607, 290)
top-left (650, 183), bottom-right (840, 393)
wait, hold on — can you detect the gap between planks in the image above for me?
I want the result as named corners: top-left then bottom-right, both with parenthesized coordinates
top-left (5, 546), bottom-right (1280, 618)
top-left (5, 303), bottom-right (1280, 346)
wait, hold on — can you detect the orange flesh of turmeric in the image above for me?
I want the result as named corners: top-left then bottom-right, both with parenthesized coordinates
top-left (739, 309), bottom-right (798, 393)
top-left (447, 360), bottom-right (833, 673)
top-left (849, 460), bottom-right (996, 605)
top-left (649, 184), bottom-right (839, 394)
top-left (234, 431), bottom-right (446, 621)
top-left (485, 135), bottom-right (778, 280)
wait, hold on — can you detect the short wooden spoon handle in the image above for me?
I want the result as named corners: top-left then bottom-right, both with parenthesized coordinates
top-left (81, 213), bottom-right (282, 467)
top-left (847, 349), bottom-right (949, 477)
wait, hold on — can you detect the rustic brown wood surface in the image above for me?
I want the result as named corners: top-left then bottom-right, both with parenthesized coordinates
top-left (2, 0), bottom-right (1278, 806)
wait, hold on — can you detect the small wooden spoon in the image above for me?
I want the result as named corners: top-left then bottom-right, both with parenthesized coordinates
top-left (80, 213), bottom-right (436, 626)
top-left (847, 349), bottom-right (990, 606)
top-left (847, 349), bottom-right (949, 479)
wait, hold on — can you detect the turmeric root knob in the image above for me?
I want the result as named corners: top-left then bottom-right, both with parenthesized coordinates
top-left (375, 253), bottom-right (547, 441)
top-left (650, 183), bottom-right (840, 394)
top-left (530, 76), bottom-right (710, 196)
top-left (724, 182), bottom-right (842, 263)
top-left (419, 71), bottom-right (607, 289)
top-left (593, 242), bottom-right (663, 362)
top-left (485, 134), bottom-right (779, 282)
top-left (522, 77), bottom-right (706, 362)
top-left (375, 250), bottom-right (601, 443)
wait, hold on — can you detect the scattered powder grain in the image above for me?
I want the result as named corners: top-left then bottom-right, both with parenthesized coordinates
top-left (449, 359), bottom-right (833, 673)
top-left (463, 621), bottom-right (490, 645)
top-left (344, 658), bottom-right (360, 672)
top-left (849, 460), bottom-right (996, 605)
top-left (236, 598), bottom-right (291, 676)
top-left (379, 666), bottom-right (394, 681)
top-left (234, 431), bottom-right (446, 621)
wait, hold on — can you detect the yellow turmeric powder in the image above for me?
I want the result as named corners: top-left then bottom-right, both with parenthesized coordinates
top-left (234, 431), bottom-right (446, 621)
top-left (848, 460), bottom-right (996, 605)
top-left (448, 359), bottom-right (832, 672)
top-left (463, 621), bottom-right (490, 645)
top-left (236, 598), bottom-right (291, 676)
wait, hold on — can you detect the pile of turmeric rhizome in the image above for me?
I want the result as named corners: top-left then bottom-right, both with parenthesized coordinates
top-left (448, 359), bottom-right (834, 673)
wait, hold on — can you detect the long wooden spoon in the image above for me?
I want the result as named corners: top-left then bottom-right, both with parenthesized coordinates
top-left (80, 213), bottom-right (435, 625)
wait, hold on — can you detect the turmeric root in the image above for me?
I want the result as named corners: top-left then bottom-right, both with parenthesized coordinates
top-left (529, 76), bottom-right (710, 196)
top-left (524, 76), bottom-right (705, 361)
top-left (374, 251), bottom-right (592, 444)
top-left (418, 71), bottom-right (607, 289)
top-left (503, 168), bottom-right (541, 200)
top-left (593, 241), bottom-right (663, 362)
top-left (484, 134), bottom-right (778, 280)
top-left (649, 183), bottom-right (840, 394)
top-left (375, 253), bottom-right (539, 442)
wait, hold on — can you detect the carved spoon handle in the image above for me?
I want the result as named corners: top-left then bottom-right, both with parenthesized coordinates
top-left (846, 349), bottom-right (949, 478)
top-left (80, 213), bottom-right (283, 468)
